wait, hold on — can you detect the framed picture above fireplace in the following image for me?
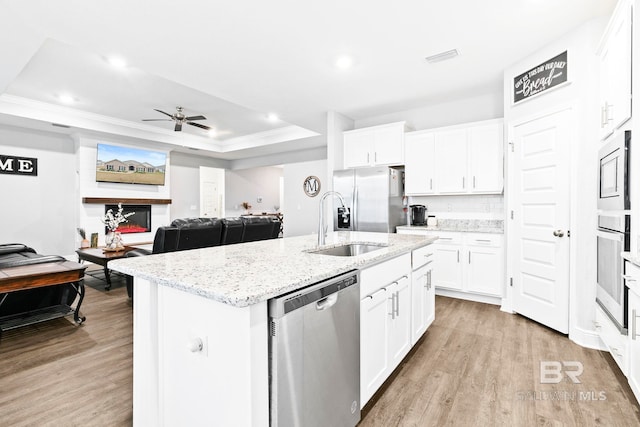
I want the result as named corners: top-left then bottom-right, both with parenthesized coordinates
top-left (96, 144), bottom-right (167, 185)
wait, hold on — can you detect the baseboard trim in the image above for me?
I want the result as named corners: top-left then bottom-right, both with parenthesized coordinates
top-left (570, 325), bottom-right (605, 350)
top-left (435, 288), bottom-right (502, 306)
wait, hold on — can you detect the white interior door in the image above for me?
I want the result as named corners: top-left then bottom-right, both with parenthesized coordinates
top-left (200, 166), bottom-right (224, 217)
top-left (510, 108), bottom-right (571, 334)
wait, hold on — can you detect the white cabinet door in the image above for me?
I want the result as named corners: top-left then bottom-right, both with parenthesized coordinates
top-left (344, 130), bottom-right (373, 168)
top-left (435, 129), bottom-right (468, 193)
top-left (432, 243), bottom-right (463, 290)
top-left (599, 0), bottom-right (632, 139)
top-left (628, 287), bottom-right (640, 402)
top-left (344, 122), bottom-right (405, 168)
top-left (373, 124), bottom-right (404, 166)
top-left (360, 287), bottom-right (391, 406)
top-left (411, 263), bottom-right (434, 344)
top-left (466, 245), bottom-right (503, 296)
top-left (405, 132), bottom-right (435, 195)
top-left (388, 276), bottom-right (412, 368)
top-left (469, 123), bottom-right (503, 193)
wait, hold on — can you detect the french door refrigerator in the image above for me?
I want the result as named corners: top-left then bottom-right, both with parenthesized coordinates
top-left (332, 167), bottom-right (405, 233)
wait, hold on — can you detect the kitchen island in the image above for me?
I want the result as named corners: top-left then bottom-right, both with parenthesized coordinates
top-left (109, 231), bottom-right (435, 427)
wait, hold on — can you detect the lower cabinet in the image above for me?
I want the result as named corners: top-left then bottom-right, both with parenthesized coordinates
top-left (360, 253), bottom-right (411, 407)
top-left (595, 305), bottom-right (628, 375)
top-left (411, 245), bottom-right (435, 345)
top-left (625, 261), bottom-right (640, 402)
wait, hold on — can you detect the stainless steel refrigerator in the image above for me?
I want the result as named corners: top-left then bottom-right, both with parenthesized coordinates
top-left (333, 166), bottom-right (405, 233)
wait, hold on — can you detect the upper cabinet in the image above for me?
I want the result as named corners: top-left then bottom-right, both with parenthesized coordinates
top-left (405, 119), bottom-right (504, 196)
top-left (343, 122), bottom-right (406, 168)
top-left (598, 0), bottom-right (632, 141)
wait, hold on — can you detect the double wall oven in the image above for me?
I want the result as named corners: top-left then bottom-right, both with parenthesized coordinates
top-left (597, 130), bottom-right (631, 334)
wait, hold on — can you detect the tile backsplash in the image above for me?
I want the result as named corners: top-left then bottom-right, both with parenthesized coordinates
top-left (408, 194), bottom-right (504, 220)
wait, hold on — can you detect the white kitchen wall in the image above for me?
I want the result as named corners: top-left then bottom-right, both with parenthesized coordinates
top-left (225, 166), bottom-right (283, 217)
top-left (282, 159), bottom-right (327, 237)
top-left (408, 195), bottom-right (504, 221)
top-left (354, 91), bottom-right (503, 131)
top-left (0, 124), bottom-right (76, 257)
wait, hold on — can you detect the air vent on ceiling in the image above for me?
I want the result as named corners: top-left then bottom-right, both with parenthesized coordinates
top-left (51, 123), bottom-right (71, 128)
top-left (425, 49), bottom-right (459, 64)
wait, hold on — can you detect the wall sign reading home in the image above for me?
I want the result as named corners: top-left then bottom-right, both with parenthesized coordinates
top-left (0, 154), bottom-right (38, 176)
top-left (96, 143), bottom-right (167, 185)
top-left (513, 51), bottom-right (568, 103)
top-left (303, 175), bottom-right (321, 197)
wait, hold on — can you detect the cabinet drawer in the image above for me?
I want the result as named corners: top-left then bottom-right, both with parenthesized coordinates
top-left (360, 253), bottom-right (411, 298)
top-left (432, 231), bottom-right (462, 245)
top-left (465, 233), bottom-right (502, 247)
top-left (625, 261), bottom-right (640, 297)
top-left (595, 305), bottom-right (628, 375)
top-left (412, 244), bottom-right (434, 270)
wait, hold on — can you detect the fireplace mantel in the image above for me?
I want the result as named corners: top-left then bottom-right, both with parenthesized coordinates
top-left (82, 197), bottom-right (172, 205)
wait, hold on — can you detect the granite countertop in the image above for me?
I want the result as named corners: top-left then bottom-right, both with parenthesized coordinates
top-left (109, 231), bottom-right (436, 308)
top-left (397, 219), bottom-right (503, 234)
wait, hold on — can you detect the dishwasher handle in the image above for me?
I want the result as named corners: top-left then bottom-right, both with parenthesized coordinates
top-left (316, 294), bottom-right (338, 310)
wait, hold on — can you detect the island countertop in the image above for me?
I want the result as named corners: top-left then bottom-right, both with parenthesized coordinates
top-left (109, 231), bottom-right (436, 307)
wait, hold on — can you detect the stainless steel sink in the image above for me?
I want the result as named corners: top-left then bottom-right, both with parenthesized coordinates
top-left (309, 243), bottom-right (388, 257)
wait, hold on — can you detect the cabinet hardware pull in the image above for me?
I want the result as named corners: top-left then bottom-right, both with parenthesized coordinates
top-left (367, 152), bottom-right (370, 164)
top-left (462, 177), bottom-right (465, 188)
top-left (187, 338), bottom-right (204, 353)
top-left (622, 275), bottom-right (636, 282)
top-left (473, 176), bottom-right (476, 188)
top-left (389, 292), bottom-right (396, 319)
top-left (468, 252), bottom-right (471, 264)
top-left (374, 152), bottom-right (377, 163)
top-left (475, 239), bottom-right (491, 242)
top-left (368, 287), bottom-right (387, 299)
top-left (439, 237), bottom-right (453, 240)
top-left (430, 178), bottom-right (433, 190)
top-left (633, 309), bottom-right (638, 340)
top-left (394, 291), bottom-right (400, 317)
top-left (424, 253), bottom-right (433, 257)
top-left (457, 250), bottom-right (460, 263)
top-left (601, 105), bottom-right (607, 128)
top-left (427, 270), bottom-right (432, 288)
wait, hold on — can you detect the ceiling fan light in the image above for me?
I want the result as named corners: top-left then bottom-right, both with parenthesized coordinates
top-left (266, 113), bottom-right (279, 122)
top-left (207, 129), bottom-right (218, 137)
top-left (107, 56), bottom-right (127, 68)
top-left (57, 93), bottom-right (76, 104)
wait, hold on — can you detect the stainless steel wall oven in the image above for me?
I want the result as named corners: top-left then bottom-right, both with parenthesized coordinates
top-left (598, 130), bottom-right (631, 211)
top-left (596, 213), bottom-right (630, 333)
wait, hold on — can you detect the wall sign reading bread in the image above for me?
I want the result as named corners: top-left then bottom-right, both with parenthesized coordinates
top-left (513, 51), bottom-right (568, 104)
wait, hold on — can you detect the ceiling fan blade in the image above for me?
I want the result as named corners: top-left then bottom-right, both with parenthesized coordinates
top-left (142, 119), bottom-right (173, 121)
top-left (188, 122), bottom-right (212, 130)
top-left (154, 109), bottom-right (174, 118)
top-left (174, 122), bottom-right (182, 132)
top-left (185, 115), bottom-right (207, 121)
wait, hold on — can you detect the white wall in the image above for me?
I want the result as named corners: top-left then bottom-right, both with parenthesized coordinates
top-left (503, 18), bottom-right (607, 348)
top-left (225, 166), bottom-right (283, 217)
top-left (282, 159), bottom-right (327, 237)
top-left (0, 125), bottom-right (77, 257)
top-left (170, 151), bottom-right (228, 220)
top-left (354, 91), bottom-right (504, 131)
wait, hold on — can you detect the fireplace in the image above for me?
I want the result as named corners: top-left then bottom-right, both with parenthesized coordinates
top-left (105, 204), bottom-right (151, 234)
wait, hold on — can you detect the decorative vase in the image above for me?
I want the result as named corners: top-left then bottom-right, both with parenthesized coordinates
top-left (105, 231), bottom-right (124, 251)
top-left (80, 238), bottom-right (90, 248)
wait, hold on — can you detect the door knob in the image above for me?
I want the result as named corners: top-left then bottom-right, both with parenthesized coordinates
top-left (553, 230), bottom-right (564, 237)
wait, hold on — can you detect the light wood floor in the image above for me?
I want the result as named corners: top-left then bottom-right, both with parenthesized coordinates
top-left (360, 296), bottom-right (640, 427)
top-left (1, 273), bottom-right (639, 426)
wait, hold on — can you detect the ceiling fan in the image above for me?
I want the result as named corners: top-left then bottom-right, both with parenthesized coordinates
top-left (142, 106), bottom-right (211, 132)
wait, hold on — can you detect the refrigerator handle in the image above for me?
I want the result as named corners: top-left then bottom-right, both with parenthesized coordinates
top-left (353, 186), bottom-right (358, 231)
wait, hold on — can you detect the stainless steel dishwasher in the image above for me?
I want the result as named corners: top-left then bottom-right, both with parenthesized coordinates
top-left (268, 270), bottom-right (360, 427)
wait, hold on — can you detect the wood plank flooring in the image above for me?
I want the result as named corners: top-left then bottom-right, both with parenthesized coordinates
top-left (1, 274), bottom-right (639, 426)
top-left (360, 296), bottom-right (640, 427)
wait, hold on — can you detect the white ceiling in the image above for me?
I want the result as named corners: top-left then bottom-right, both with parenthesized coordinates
top-left (0, 0), bottom-right (616, 161)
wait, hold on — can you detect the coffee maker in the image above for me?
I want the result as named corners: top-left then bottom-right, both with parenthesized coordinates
top-left (410, 205), bottom-right (427, 225)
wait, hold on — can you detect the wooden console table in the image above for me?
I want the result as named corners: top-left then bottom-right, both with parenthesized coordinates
top-left (0, 260), bottom-right (87, 340)
top-left (76, 247), bottom-right (137, 290)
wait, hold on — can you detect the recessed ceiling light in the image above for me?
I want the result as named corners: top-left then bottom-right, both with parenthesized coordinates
top-left (335, 55), bottom-right (354, 69)
top-left (425, 49), bottom-right (459, 64)
top-left (107, 56), bottom-right (127, 68)
top-left (266, 113), bottom-right (279, 122)
top-left (207, 129), bottom-right (218, 138)
top-left (57, 94), bottom-right (76, 104)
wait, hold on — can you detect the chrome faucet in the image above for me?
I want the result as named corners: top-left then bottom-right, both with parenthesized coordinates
top-left (318, 191), bottom-right (347, 246)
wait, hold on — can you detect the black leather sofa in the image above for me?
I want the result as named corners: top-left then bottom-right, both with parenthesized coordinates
top-left (0, 244), bottom-right (77, 317)
top-left (124, 216), bottom-right (281, 298)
